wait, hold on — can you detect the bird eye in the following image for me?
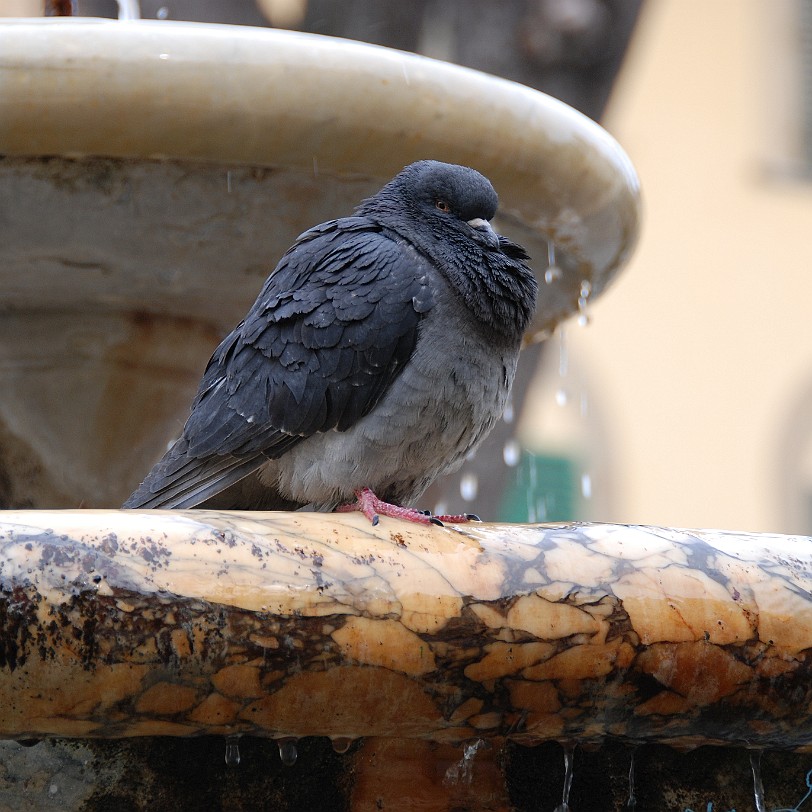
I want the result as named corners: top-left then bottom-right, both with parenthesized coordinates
top-left (435, 199), bottom-right (451, 213)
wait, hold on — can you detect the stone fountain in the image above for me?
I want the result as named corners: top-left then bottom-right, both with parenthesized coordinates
top-left (1, 16), bottom-right (810, 812)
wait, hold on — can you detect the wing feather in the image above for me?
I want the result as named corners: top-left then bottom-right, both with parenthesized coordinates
top-left (125, 219), bottom-right (434, 509)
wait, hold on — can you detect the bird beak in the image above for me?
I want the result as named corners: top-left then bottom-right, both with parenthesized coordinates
top-left (467, 217), bottom-right (494, 235)
top-left (467, 217), bottom-right (499, 248)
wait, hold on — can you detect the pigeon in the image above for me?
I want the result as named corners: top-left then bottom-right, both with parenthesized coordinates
top-left (124, 160), bottom-right (537, 525)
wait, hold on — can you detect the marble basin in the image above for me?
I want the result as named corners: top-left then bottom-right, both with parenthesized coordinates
top-left (0, 17), bottom-right (639, 508)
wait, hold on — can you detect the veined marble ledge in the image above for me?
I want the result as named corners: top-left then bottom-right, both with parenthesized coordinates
top-left (0, 510), bottom-right (809, 751)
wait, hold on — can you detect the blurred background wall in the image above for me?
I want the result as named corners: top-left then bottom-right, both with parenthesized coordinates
top-left (557, 1), bottom-right (812, 534)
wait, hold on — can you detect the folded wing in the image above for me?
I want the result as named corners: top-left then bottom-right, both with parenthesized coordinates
top-left (124, 219), bottom-right (435, 508)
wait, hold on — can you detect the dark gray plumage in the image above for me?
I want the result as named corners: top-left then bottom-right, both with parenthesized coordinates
top-left (124, 160), bottom-right (537, 523)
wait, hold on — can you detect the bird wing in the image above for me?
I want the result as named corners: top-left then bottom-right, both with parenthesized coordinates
top-left (124, 219), bottom-right (435, 509)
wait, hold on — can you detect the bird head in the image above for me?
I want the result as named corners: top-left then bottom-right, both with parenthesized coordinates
top-left (357, 160), bottom-right (501, 249)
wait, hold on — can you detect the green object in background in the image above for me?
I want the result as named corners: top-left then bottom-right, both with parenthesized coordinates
top-left (498, 452), bottom-right (577, 523)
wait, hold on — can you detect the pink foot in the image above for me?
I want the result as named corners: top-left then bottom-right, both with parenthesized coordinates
top-left (336, 488), bottom-right (480, 527)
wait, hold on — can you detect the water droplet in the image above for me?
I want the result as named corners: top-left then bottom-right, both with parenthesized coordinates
top-left (750, 750), bottom-right (767, 812)
top-left (625, 749), bottom-right (637, 809)
top-left (278, 738), bottom-right (298, 767)
top-left (156, 268), bottom-right (180, 285)
top-left (581, 472), bottom-right (592, 500)
top-left (576, 279), bottom-right (592, 327)
top-left (459, 472), bottom-right (478, 502)
top-left (48, 784), bottom-right (58, 796)
top-left (503, 439), bottom-right (521, 467)
top-left (433, 501), bottom-right (448, 517)
top-left (224, 735), bottom-right (241, 766)
top-left (156, 6), bottom-right (168, 18)
top-left (545, 265), bottom-right (562, 284)
top-left (555, 388), bottom-right (568, 407)
top-left (331, 737), bottom-right (354, 754)
top-left (502, 398), bottom-right (514, 424)
top-left (158, 53), bottom-right (169, 60)
top-left (553, 743), bottom-right (575, 812)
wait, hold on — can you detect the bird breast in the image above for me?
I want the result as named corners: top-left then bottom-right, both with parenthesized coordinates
top-left (260, 289), bottom-right (519, 511)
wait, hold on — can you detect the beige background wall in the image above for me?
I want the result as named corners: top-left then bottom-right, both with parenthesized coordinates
top-left (525, 0), bottom-right (812, 533)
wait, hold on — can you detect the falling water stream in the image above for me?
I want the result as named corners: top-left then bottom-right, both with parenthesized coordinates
top-left (553, 744), bottom-right (575, 812)
top-left (224, 735), bottom-right (240, 767)
top-left (751, 751), bottom-right (767, 812)
top-left (626, 749), bottom-right (637, 810)
top-left (444, 739), bottom-right (486, 787)
top-left (116, 0), bottom-right (140, 19)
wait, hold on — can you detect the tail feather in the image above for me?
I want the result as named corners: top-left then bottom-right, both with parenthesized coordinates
top-left (124, 440), bottom-right (265, 509)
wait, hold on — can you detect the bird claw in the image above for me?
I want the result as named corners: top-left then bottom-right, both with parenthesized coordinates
top-left (432, 511), bottom-right (480, 524)
top-left (337, 488), bottom-right (477, 527)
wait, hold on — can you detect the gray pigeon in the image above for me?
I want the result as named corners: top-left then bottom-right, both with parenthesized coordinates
top-left (124, 160), bottom-right (537, 524)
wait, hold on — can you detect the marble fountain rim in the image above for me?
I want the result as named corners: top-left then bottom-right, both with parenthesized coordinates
top-left (0, 16), bottom-right (641, 324)
top-left (0, 510), bottom-right (810, 751)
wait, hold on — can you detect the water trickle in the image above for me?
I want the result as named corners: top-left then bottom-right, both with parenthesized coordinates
top-left (460, 472), bottom-right (478, 502)
top-left (224, 735), bottom-right (241, 767)
top-left (443, 739), bottom-right (485, 786)
top-left (503, 439), bottom-right (521, 467)
top-left (553, 743), bottom-right (575, 812)
top-left (580, 472), bottom-right (592, 500)
top-left (278, 738), bottom-right (298, 767)
top-left (116, 0), bottom-right (140, 19)
top-left (625, 749), bottom-right (637, 809)
top-left (226, 171), bottom-right (233, 194)
top-left (750, 750), bottom-right (766, 812)
top-left (545, 242), bottom-right (562, 284)
top-left (331, 737), bottom-right (354, 754)
top-left (558, 329), bottom-right (568, 378)
top-left (503, 397), bottom-right (515, 424)
top-left (576, 280), bottom-right (592, 327)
